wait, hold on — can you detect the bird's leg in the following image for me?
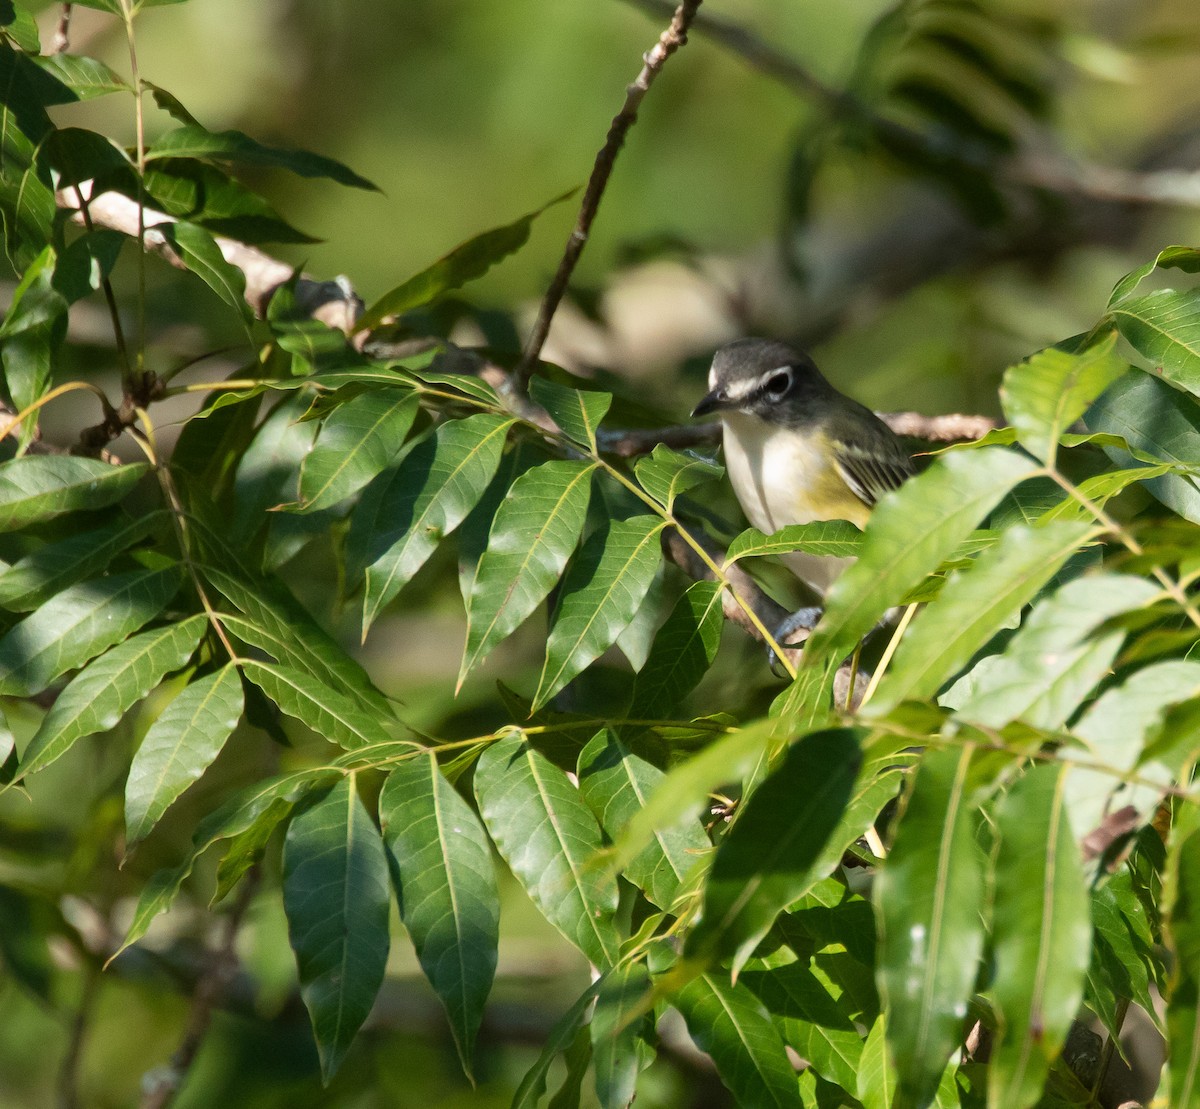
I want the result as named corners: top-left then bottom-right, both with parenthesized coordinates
top-left (767, 606), bottom-right (824, 675)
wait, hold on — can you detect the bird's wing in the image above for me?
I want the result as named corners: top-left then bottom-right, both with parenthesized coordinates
top-left (831, 437), bottom-right (914, 508)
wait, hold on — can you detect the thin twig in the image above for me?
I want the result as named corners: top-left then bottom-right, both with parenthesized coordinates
top-left (516, 0), bottom-right (704, 385)
top-left (56, 964), bottom-right (99, 1109)
top-left (138, 874), bottom-right (259, 1109)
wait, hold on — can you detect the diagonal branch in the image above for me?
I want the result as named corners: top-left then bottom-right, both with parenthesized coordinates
top-left (515, 0), bottom-right (704, 385)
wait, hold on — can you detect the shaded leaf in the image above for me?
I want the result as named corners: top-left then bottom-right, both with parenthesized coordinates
top-left (689, 728), bottom-right (862, 975)
top-left (0, 566), bottom-right (181, 697)
top-left (629, 579), bottom-right (723, 716)
top-left (380, 752), bottom-right (499, 1079)
top-left (577, 729), bottom-right (709, 911)
top-left (124, 664), bottom-right (244, 847)
top-left (634, 445), bottom-right (723, 512)
top-left (160, 221), bottom-right (252, 321)
top-left (591, 961), bottom-right (651, 1109)
top-left (1108, 245), bottom-right (1200, 307)
top-left (512, 979), bottom-right (603, 1109)
top-left (533, 516), bottom-right (667, 710)
top-left (474, 735), bottom-right (619, 968)
top-left (283, 775), bottom-right (391, 1081)
top-left (460, 460), bottom-right (595, 685)
top-left (1163, 806), bottom-right (1200, 1108)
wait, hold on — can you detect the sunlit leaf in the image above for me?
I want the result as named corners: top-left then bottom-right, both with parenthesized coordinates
top-left (875, 745), bottom-right (986, 1109)
top-left (358, 188), bottom-right (575, 329)
top-left (0, 457), bottom-right (149, 531)
top-left (1108, 245), bottom-right (1200, 307)
top-left (989, 764), bottom-right (1091, 1109)
top-left (124, 664), bottom-right (244, 848)
top-left (380, 753), bottom-right (499, 1079)
top-left (474, 735), bottom-right (620, 968)
top-left (805, 447), bottom-right (1037, 662)
top-left (283, 775), bottom-right (391, 1082)
top-left (533, 516), bottom-right (666, 710)
top-left (296, 390), bottom-right (417, 512)
top-left (351, 413), bottom-right (513, 632)
top-left (17, 615), bottom-right (206, 782)
top-left (529, 376), bottom-right (611, 453)
top-left (724, 520), bottom-right (863, 564)
top-left (1000, 334), bottom-right (1127, 464)
top-left (0, 566), bottom-right (182, 697)
top-left (1112, 287), bottom-right (1200, 397)
top-left (460, 460), bottom-right (595, 686)
top-left (634, 445), bottom-right (723, 512)
top-left (865, 520), bottom-right (1094, 715)
top-left (673, 973), bottom-right (804, 1108)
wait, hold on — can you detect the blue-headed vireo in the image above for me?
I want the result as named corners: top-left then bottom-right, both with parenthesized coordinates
top-left (692, 338), bottom-right (914, 612)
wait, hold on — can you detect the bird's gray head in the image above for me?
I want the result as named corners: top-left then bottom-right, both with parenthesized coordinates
top-left (692, 338), bottom-right (830, 426)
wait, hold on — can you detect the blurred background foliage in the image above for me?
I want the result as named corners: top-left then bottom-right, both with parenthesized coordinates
top-left (3, 0), bottom-right (1200, 1105)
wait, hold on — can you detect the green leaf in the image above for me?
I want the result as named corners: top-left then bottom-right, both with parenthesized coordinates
top-left (723, 520), bottom-right (864, 564)
top-left (17, 615), bottom-right (206, 782)
top-left (591, 961), bottom-right (651, 1109)
top-left (856, 1015), bottom-right (897, 1109)
top-left (949, 573), bottom-right (1160, 730)
top-left (124, 664), bottom-right (244, 848)
top-left (0, 566), bottom-right (182, 697)
top-left (160, 221), bottom-right (252, 321)
top-left (673, 973), bottom-right (804, 1109)
top-left (33, 54), bottom-right (128, 99)
top-left (358, 188), bottom-right (575, 329)
top-left (1084, 369), bottom-right (1200, 523)
top-left (629, 580), bottom-right (724, 716)
top-left (350, 413), bottom-right (513, 631)
top-left (577, 729), bottom-right (709, 911)
top-left (112, 769), bottom-right (335, 958)
top-left (512, 979), bottom-right (603, 1109)
top-left (460, 460), bottom-right (595, 686)
top-left (633, 445), bottom-right (723, 512)
top-left (804, 447), bottom-right (1037, 662)
top-left (212, 796), bottom-right (294, 905)
top-left (0, 511), bottom-right (163, 611)
top-left (1086, 868), bottom-right (1161, 1040)
top-left (1000, 335), bottom-right (1127, 464)
top-left (1112, 288), bottom-right (1200, 397)
top-left (1108, 245), bottom-right (1200, 307)
top-left (864, 520), bottom-right (1095, 715)
top-left (296, 390), bottom-right (417, 512)
top-left (379, 753), bottom-right (499, 1079)
top-left (875, 745), bottom-right (986, 1109)
top-left (283, 775), bottom-right (391, 1082)
top-left (1066, 661), bottom-right (1200, 848)
top-left (689, 728), bottom-right (862, 975)
top-left (989, 765), bottom-right (1091, 1109)
top-left (529, 376), bottom-right (611, 453)
top-left (533, 516), bottom-right (667, 710)
top-left (0, 457), bottom-right (149, 530)
top-left (238, 658), bottom-right (390, 750)
top-left (147, 124), bottom-right (377, 190)
top-left (1163, 806), bottom-right (1200, 1108)
top-left (612, 722), bottom-right (776, 874)
top-left (199, 560), bottom-right (394, 724)
top-left (474, 735), bottom-right (620, 968)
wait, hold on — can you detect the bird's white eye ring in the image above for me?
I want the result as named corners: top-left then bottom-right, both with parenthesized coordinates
top-left (764, 367), bottom-right (792, 400)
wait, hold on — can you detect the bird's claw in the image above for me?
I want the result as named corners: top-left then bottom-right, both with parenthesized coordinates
top-left (767, 606), bottom-right (823, 675)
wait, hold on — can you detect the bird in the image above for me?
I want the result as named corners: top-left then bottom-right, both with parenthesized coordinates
top-left (692, 337), bottom-right (914, 643)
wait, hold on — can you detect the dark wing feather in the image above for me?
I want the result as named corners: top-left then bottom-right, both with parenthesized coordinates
top-left (831, 436), bottom-right (914, 508)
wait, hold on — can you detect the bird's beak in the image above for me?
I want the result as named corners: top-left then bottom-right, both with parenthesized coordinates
top-left (691, 389), bottom-right (727, 418)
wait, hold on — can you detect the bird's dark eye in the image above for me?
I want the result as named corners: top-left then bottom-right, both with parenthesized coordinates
top-left (764, 369), bottom-right (792, 400)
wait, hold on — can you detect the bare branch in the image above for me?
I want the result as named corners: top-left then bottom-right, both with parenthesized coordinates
top-left (51, 4), bottom-right (73, 55)
top-left (56, 186), bottom-right (363, 333)
top-left (517, 0), bottom-right (704, 385)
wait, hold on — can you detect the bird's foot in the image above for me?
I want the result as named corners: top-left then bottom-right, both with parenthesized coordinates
top-left (767, 606), bottom-right (823, 676)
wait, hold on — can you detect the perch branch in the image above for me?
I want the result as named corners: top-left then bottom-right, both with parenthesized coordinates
top-left (516, 0), bottom-right (704, 385)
